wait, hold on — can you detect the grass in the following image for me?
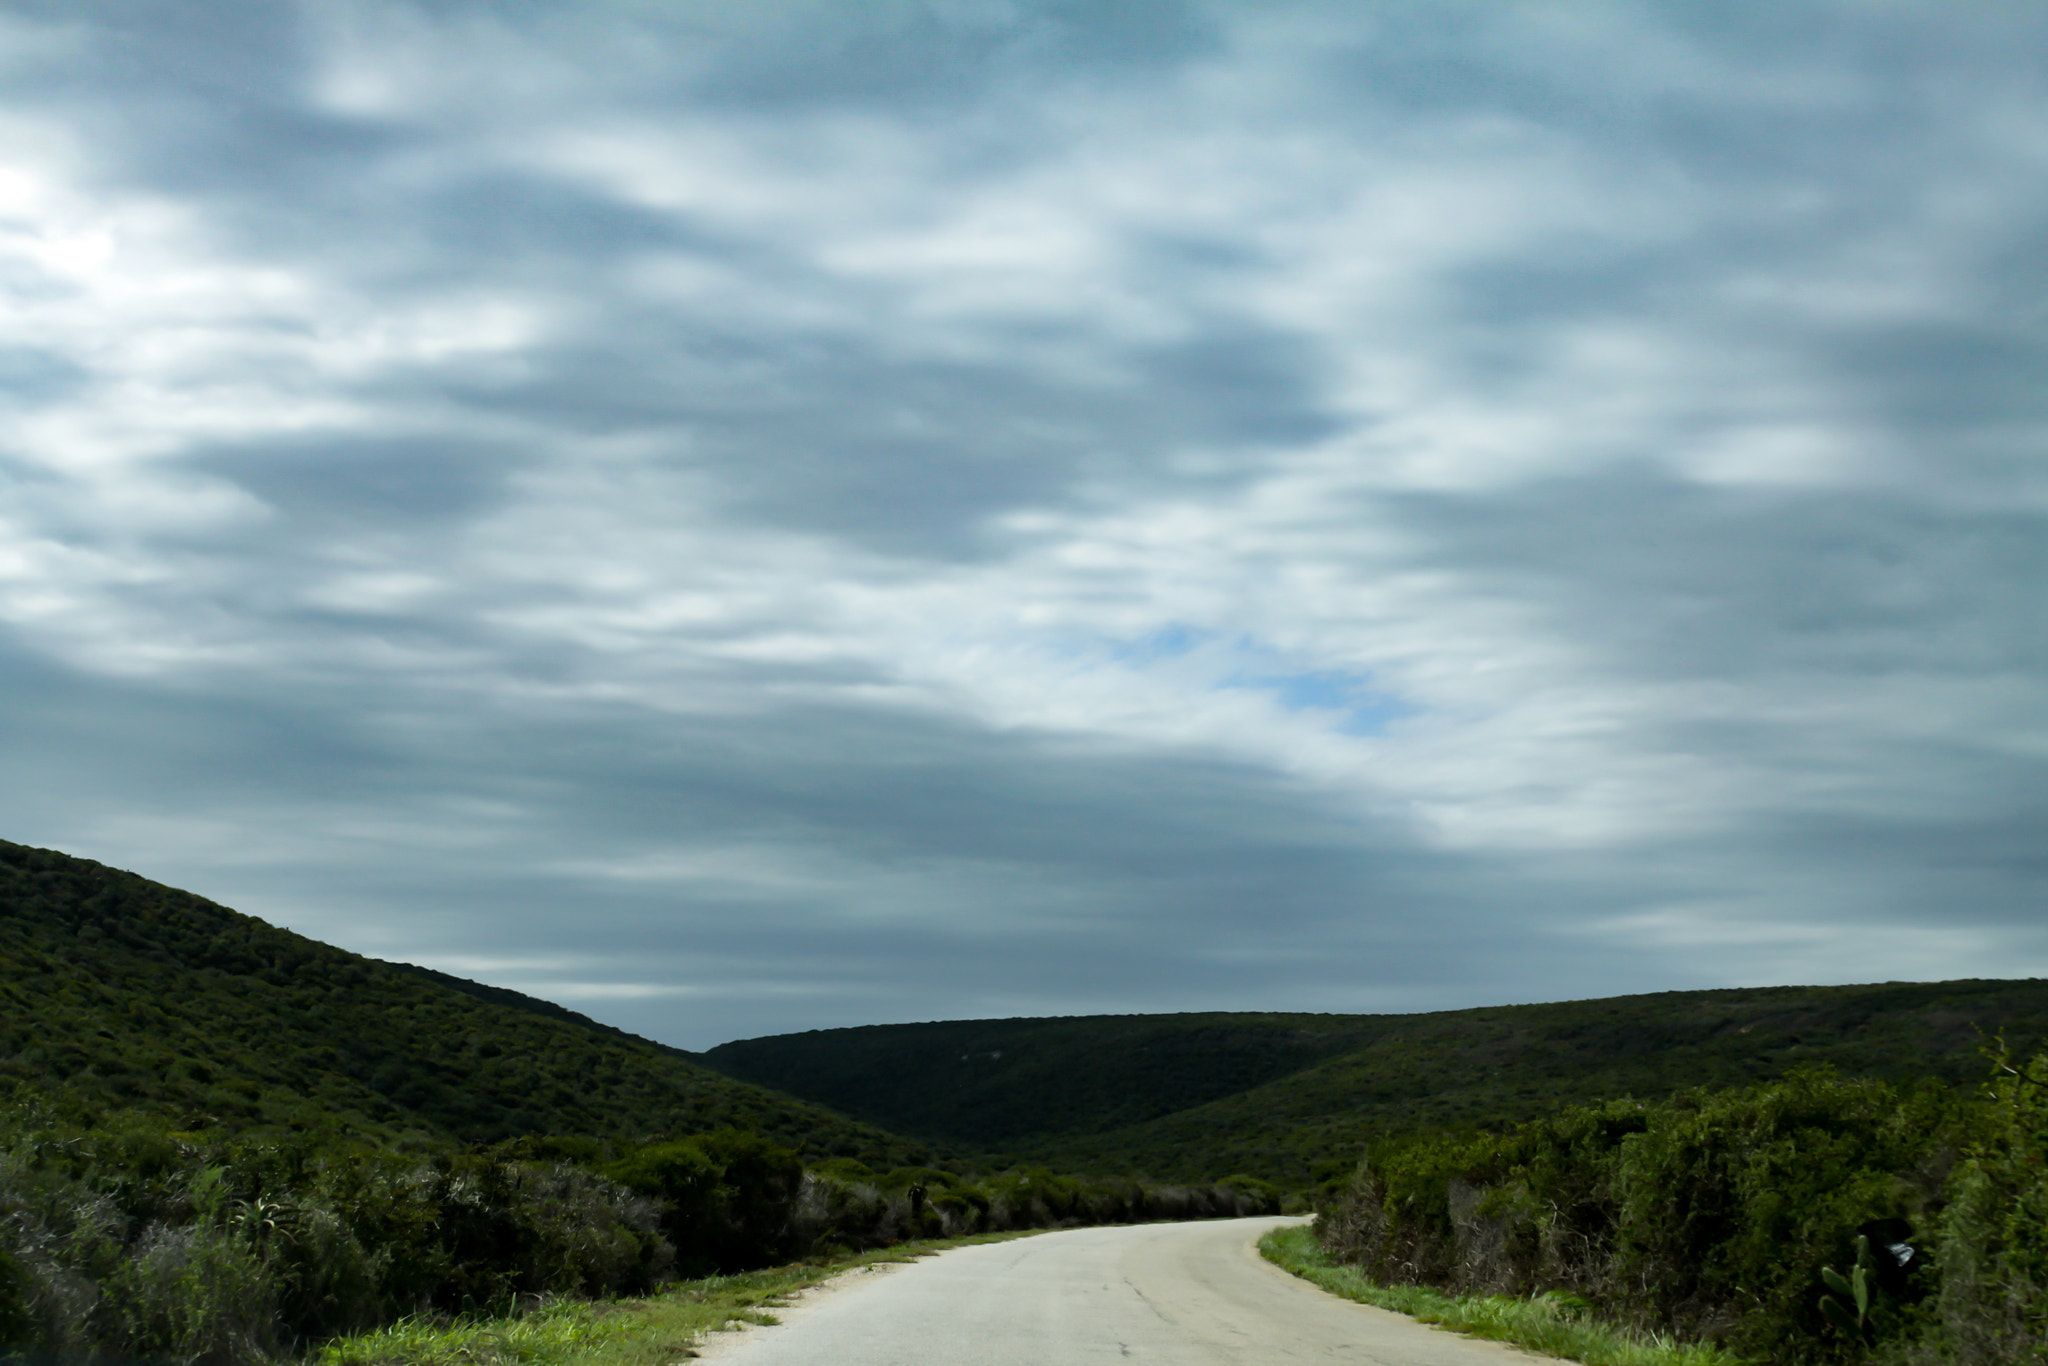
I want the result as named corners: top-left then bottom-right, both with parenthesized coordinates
top-left (1257, 1224), bottom-right (1752, 1366)
top-left (315, 1232), bottom-right (1039, 1366)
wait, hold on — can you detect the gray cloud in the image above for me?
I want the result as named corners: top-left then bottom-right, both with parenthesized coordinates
top-left (196, 432), bottom-right (528, 529)
top-left (1, 0), bottom-right (2044, 1048)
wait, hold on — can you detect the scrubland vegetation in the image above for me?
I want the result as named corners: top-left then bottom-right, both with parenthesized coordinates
top-left (0, 1108), bottom-right (1278, 1364)
top-left (7, 835), bottom-right (2046, 1364)
top-left (706, 981), bottom-right (2048, 1185)
top-left (0, 839), bottom-right (925, 1165)
top-left (1261, 1224), bottom-right (1746, 1366)
top-left (0, 838), bottom-right (1281, 1363)
top-left (1299, 1051), bottom-right (2048, 1365)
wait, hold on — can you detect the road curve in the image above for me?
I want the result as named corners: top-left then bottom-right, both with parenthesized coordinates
top-left (695, 1216), bottom-right (1550, 1365)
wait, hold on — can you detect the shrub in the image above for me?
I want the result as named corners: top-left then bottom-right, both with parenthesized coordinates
top-left (0, 1098), bottom-right (1288, 1364)
top-left (0, 1246), bottom-right (34, 1349)
top-left (1317, 1069), bottom-right (1958, 1364)
top-left (105, 1222), bottom-right (275, 1365)
top-left (604, 1129), bottom-right (803, 1275)
top-left (1889, 1045), bottom-right (2048, 1365)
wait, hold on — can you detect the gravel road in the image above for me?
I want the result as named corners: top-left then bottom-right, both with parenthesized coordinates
top-left (695, 1215), bottom-right (1550, 1365)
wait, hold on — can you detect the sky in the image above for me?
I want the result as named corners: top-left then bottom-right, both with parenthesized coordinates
top-left (2, 0), bottom-right (2046, 1051)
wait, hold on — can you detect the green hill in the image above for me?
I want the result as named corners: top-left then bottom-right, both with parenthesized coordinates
top-left (703, 979), bottom-right (2048, 1184)
top-left (0, 837), bottom-right (932, 1165)
top-left (18, 828), bottom-right (2043, 1193)
top-left (703, 1013), bottom-right (1372, 1151)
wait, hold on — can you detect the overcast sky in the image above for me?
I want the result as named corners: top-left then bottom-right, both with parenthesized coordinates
top-left (3, 1), bottom-right (2045, 1049)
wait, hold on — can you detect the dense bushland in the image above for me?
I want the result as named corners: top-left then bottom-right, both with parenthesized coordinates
top-left (1315, 1056), bottom-right (2048, 1364)
top-left (705, 981), bottom-right (2048, 1185)
top-left (0, 838), bottom-right (928, 1165)
top-left (0, 1108), bottom-right (1280, 1365)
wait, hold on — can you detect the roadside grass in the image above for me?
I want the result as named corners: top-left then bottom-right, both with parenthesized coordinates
top-left (317, 1232), bottom-right (1039, 1366)
top-left (1257, 1224), bottom-right (1751, 1366)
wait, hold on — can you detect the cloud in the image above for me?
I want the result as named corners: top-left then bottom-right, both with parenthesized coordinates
top-left (0, 0), bottom-right (2044, 1047)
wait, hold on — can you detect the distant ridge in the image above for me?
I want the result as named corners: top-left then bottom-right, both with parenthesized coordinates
top-left (703, 979), bottom-right (2048, 1184)
top-left (0, 837), bottom-right (931, 1165)
top-left (15, 831), bottom-right (2041, 1190)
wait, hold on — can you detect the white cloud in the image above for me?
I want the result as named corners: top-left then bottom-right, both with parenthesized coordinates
top-left (2, 0), bottom-right (2046, 1043)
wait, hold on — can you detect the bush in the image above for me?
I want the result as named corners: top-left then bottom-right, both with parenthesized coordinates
top-left (0, 1101), bottom-right (1283, 1365)
top-left (106, 1222), bottom-right (275, 1365)
top-left (1888, 1045), bottom-right (2048, 1365)
top-left (0, 1246), bottom-right (35, 1349)
top-left (1317, 1069), bottom-right (1959, 1364)
top-left (604, 1129), bottom-right (803, 1275)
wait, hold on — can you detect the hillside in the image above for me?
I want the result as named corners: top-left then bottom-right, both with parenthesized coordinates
top-left (704, 979), bottom-right (2048, 1184)
top-left (17, 828), bottom-right (2042, 1192)
top-left (703, 1012), bottom-right (1371, 1151)
top-left (0, 838), bottom-right (932, 1165)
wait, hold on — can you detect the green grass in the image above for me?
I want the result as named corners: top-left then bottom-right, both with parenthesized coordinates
top-left (1257, 1225), bottom-right (1751, 1366)
top-left (315, 1232), bottom-right (1038, 1366)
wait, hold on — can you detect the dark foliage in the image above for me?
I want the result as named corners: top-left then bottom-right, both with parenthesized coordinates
top-left (0, 838), bottom-right (929, 1166)
top-left (604, 1130), bottom-right (805, 1276)
top-left (0, 1109), bottom-right (1278, 1365)
top-left (706, 1015), bottom-right (1361, 1151)
top-left (0, 838), bottom-right (1282, 1363)
top-left (10, 832), bottom-right (2040, 1361)
top-left (1902, 1045), bottom-right (2048, 1364)
top-left (705, 983), bottom-right (2048, 1185)
top-left (1314, 1059), bottom-right (2048, 1365)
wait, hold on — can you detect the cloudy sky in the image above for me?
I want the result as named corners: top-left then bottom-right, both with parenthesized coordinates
top-left (3, 0), bottom-right (2045, 1049)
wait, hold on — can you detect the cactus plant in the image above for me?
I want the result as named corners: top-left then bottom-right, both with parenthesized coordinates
top-left (1818, 1234), bottom-right (1880, 1345)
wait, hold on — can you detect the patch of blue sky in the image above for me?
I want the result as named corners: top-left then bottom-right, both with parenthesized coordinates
top-left (1226, 666), bottom-right (1412, 735)
top-left (1102, 626), bottom-right (1412, 736)
top-left (1107, 623), bottom-right (1216, 663)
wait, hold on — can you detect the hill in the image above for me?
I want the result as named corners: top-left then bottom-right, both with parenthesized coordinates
top-left (18, 829), bottom-right (2042, 1191)
top-left (704, 1013), bottom-right (1371, 1152)
top-left (703, 979), bottom-right (2048, 1184)
top-left (0, 837), bottom-right (932, 1165)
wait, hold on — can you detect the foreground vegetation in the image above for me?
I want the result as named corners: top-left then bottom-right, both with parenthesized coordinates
top-left (1260, 1224), bottom-right (1744, 1366)
top-left (1308, 1052), bottom-right (2048, 1365)
top-left (0, 1104), bottom-right (1279, 1363)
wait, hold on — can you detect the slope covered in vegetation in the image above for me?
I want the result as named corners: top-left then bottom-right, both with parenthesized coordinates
top-left (704, 1012), bottom-right (1371, 1151)
top-left (0, 838), bottom-right (1283, 1363)
top-left (0, 838), bottom-right (926, 1165)
top-left (705, 981), bottom-right (2048, 1183)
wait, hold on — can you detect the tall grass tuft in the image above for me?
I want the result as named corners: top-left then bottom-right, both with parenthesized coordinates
top-left (316, 1302), bottom-right (623, 1366)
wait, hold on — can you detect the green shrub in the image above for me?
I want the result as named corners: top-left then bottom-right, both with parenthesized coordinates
top-left (0, 1246), bottom-right (34, 1349)
top-left (105, 1222), bottom-right (276, 1365)
top-left (604, 1129), bottom-right (803, 1275)
top-left (1318, 1069), bottom-right (1957, 1364)
top-left (0, 1096), bottom-right (1286, 1363)
top-left (1889, 1045), bottom-right (2048, 1365)
top-left (1609, 1070), bottom-right (1947, 1358)
top-left (268, 1200), bottom-right (386, 1342)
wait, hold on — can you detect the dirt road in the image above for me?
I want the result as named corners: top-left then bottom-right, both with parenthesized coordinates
top-left (697, 1215), bottom-right (1550, 1365)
